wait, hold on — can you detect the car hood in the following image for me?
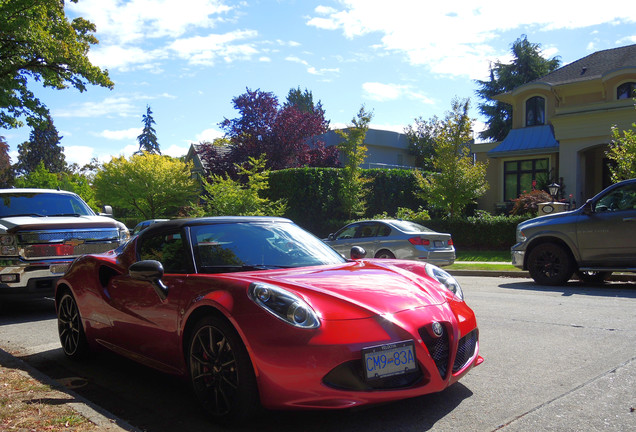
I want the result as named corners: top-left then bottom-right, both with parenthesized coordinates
top-left (246, 261), bottom-right (449, 319)
top-left (0, 215), bottom-right (125, 233)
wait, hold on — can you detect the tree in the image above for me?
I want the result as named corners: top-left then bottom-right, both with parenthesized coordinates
top-left (404, 116), bottom-right (440, 171)
top-left (208, 87), bottom-right (336, 176)
top-left (0, 136), bottom-right (13, 187)
top-left (14, 115), bottom-right (66, 175)
top-left (336, 105), bottom-right (373, 218)
top-left (0, 0), bottom-right (113, 129)
top-left (13, 161), bottom-right (100, 210)
top-left (93, 153), bottom-right (198, 219)
top-left (606, 123), bottom-right (636, 182)
top-left (415, 98), bottom-right (488, 218)
top-left (194, 155), bottom-right (287, 217)
top-left (136, 105), bottom-right (160, 154)
top-left (475, 35), bottom-right (560, 142)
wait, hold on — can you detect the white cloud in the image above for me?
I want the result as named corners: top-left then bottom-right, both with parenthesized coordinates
top-left (169, 30), bottom-right (259, 65)
top-left (194, 128), bottom-right (224, 143)
top-left (286, 56), bottom-right (339, 76)
top-left (64, 146), bottom-right (97, 166)
top-left (97, 128), bottom-right (141, 140)
top-left (307, 0), bottom-right (636, 79)
top-left (54, 97), bottom-right (138, 118)
top-left (362, 82), bottom-right (434, 104)
top-left (163, 144), bottom-right (190, 158)
top-left (68, 0), bottom-right (234, 44)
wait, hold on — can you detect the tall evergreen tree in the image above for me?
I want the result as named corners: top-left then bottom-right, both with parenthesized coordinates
top-left (14, 116), bottom-right (66, 175)
top-left (136, 105), bottom-right (160, 154)
top-left (0, 136), bottom-right (13, 187)
top-left (475, 35), bottom-right (561, 142)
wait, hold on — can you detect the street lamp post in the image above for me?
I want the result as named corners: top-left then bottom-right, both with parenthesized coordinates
top-left (548, 183), bottom-right (560, 202)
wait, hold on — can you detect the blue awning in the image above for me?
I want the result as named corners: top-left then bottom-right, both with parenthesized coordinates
top-left (488, 125), bottom-right (559, 158)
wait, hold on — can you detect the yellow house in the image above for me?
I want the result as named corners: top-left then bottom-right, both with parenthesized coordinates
top-left (472, 43), bottom-right (636, 213)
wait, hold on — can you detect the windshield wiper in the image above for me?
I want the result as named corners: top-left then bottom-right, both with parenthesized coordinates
top-left (4, 213), bottom-right (44, 217)
top-left (50, 213), bottom-right (82, 217)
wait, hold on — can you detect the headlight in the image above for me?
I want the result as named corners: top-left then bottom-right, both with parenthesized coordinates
top-left (0, 235), bottom-right (17, 256)
top-left (425, 264), bottom-right (464, 301)
top-left (516, 227), bottom-right (526, 243)
top-left (248, 283), bottom-right (320, 329)
top-left (119, 228), bottom-right (130, 243)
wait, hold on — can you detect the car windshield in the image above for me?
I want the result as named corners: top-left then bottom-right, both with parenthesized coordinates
top-left (389, 220), bottom-right (433, 233)
top-left (190, 222), bottom-right (346, 272)
top-left (0, 192), bottom-right (95, 217)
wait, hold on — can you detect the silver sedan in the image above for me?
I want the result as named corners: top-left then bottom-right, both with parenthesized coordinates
top-left (324, 219), bottom-right (455, 266)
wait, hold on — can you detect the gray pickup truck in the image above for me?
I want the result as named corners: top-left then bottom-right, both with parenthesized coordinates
top-left (0, 188), bottom-right (130, 302)
top-left (512, 178), bottom-right (636, 285)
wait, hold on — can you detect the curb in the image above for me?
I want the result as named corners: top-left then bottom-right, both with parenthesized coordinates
top-left (0, 347), bottom-right (139, 432)
top-left (447, 268), bottom-right (636, 282)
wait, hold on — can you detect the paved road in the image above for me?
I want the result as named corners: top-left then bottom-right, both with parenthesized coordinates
top-left (1, 276), bottom-right (635, 431)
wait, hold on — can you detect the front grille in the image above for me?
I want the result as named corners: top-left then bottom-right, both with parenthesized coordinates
top-left (18, 229), bottom-right (119, 244)
top-left (323, 359), bottom-right (423, 391)
top-left (453, 329), bottom-right (478, 373)
top-left (17, 229), bottom-right (120, 259)
top-left (419, 324), bottom-right (450, 379)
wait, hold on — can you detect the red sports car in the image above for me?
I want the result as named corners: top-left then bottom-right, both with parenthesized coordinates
top-left (55, 217), bottom-right (482, 423)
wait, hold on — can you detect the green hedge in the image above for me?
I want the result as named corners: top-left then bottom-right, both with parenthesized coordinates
top-left (422, 214), bottom-right (530, 250)
top-left (267, 168), bottom-right (425, 236)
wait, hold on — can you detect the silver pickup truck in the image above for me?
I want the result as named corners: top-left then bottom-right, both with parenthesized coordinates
top-left (0, 188), bottom-right (130, 301)
top-left (512, 178), bottom-right (636, 285)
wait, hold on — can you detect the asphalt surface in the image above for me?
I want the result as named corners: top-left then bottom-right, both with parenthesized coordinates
top-left (1, 268), bottom-right (635, 431)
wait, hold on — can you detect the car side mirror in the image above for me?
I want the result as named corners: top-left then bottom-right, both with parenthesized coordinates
top-left (328, 233), bottom-right (335, 241)
top-left (129, 260), bottom-right (169, 301)
top-left (350, 246), bottom-right (366, 260)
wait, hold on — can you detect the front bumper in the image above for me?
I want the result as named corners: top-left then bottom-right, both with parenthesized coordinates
top-left (511, 246), bottom-right (525, 269)
top-left (245, 301), bottom-right (482, 410)
top-left (0, 258), bottom-right (72, 300)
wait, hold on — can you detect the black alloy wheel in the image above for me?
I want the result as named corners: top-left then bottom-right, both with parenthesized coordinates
top-left (188, 316), bottom-right (259, 423)
top-left (527, 243), bottom-right (574, 286)
top-left (57, 292), bottom-right (89, 359)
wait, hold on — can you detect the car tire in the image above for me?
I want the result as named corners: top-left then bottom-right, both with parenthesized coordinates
top-left (576, 270), bottom-right (612, 284)
top-left (57, 291), bottom-right (90, 359)
top-left (527, 243), bottom-right (574, 286)
top-left (188, 315), bottom-right (260, 424)
top-left (374, 249), bottom-right (395, 259)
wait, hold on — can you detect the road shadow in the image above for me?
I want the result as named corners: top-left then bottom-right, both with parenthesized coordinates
top-left (497, 279), bottom-right (636, 299)
top-left (0, 298), bottom-right (56, 325)
top-left (21, 345), bottom-right (474, 432)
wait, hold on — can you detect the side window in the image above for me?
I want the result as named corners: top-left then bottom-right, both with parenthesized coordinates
top-left (525, 96), bottom-right (545, 127)
top-left (617, 82), bottom-right (636, 100)
top-left (595, 184), bottom-right (636, 212)
top-left (359, 223), bottom-right (379, 238)
top-left (139, 231), bottom-right (189, 274)
top-left (377, 223), bottom-right (391, 237)
top-left (336, 224), bottom-right (358, 240)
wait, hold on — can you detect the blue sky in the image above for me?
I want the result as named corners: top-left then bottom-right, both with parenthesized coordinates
top-left (3, 0), bottom-right (636, 166)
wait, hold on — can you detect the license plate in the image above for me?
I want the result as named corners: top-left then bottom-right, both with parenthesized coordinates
top-left (434, 240), bottom-right (444, 248)
top-left (362, 340), bottom-right (417, 380)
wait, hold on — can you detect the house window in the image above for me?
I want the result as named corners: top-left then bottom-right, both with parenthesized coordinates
top-left (504, 158), bottom-right (549, 201)
top-left (525, 96), bottom-right (545, 126)
top-left (617, 82), bottom-right (636, 100)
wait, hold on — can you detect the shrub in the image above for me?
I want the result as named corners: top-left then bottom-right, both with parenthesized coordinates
top-left (510, 189), bottom-right (551, 215)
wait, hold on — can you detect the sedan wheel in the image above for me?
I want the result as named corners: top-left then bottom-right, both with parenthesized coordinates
top-left (374, 249), bottom-right (395, 259)
top-left (527, 243), bottom-right (574, 286)
top-left (57, 292), bottom-right (89, 359)
top-left (188, 316), bottom-right (259, 423)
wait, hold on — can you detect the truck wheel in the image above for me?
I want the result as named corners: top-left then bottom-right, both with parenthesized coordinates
top-left (527, 243), bottom-right (574, 286)
top-left (576, 271), bottom-right (611, 284)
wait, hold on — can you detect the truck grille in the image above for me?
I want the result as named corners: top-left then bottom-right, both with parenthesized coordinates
top-left (17, 229), bottom-right (120, 259)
